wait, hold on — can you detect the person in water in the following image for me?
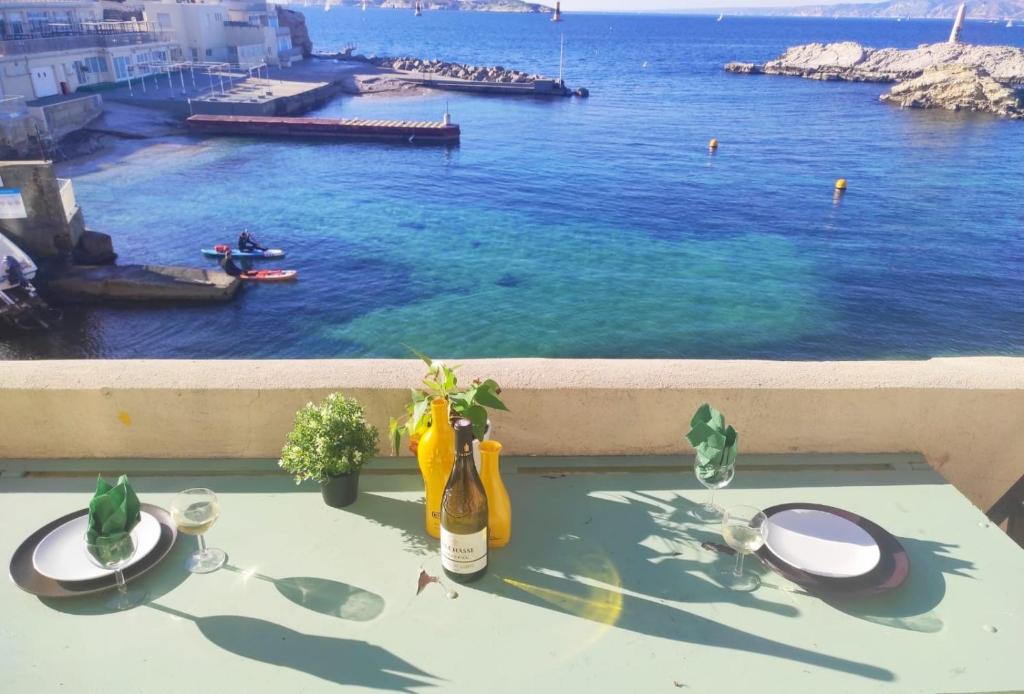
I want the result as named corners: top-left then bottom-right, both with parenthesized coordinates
top-left (237, 230), bottom-right (266, 253)
top-left (219, 249), bottom-right (243, 277)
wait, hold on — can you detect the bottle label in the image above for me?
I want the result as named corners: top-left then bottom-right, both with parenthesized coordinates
top-left (440, 527), bottom-right (487, 574)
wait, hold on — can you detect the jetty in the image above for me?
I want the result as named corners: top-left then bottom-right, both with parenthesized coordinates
top-left (186, 114), bottom-right (461, 144)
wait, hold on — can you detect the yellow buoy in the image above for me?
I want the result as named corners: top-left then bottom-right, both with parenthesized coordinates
top-left (835, 178), bottom-right (848, 191)
top-left (708, 138), bottom-right (719, 151)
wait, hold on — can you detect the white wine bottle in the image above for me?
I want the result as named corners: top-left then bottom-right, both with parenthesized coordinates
top-left (440, 418), bottom-right (488, 583)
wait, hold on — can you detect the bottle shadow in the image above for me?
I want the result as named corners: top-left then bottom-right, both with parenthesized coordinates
top-left (223, 564), bottom-right (385, 622)
top-left (148, 603), bottom-right (440, 692)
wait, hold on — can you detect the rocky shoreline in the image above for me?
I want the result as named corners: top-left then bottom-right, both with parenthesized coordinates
top-left (318, 51), bottom-right (550, 85)
top-left (726, 41), bottom-right (1024, 119)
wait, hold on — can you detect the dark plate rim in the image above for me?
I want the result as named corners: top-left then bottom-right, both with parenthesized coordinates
top-left (9, 503), bottom-right (178, 598)
top-left (756, 502), bottom-right (910, 598)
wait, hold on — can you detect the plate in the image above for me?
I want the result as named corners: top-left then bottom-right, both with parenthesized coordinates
top-left (765, 509), bottom-right (881, 578)
top-left (10, 504), bottom-right (178, 598)
top-left (32, 511), bottom-right (162, 582)
top-left (756, 503), bottom-right (909, 598)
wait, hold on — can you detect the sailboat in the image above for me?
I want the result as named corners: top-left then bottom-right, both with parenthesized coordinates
top-left (414, 0), bottom-right (422, 15)
top-left (1008, 19), bottom-right (1014, 27)
top-left (717, 13), bottom-right (724, 21)
top-left (551, 1), bottom-right (562, 22)
top-left (362, 0), bottom-right (368, 10)
top-left (323, 0), bottom-right (333, 11)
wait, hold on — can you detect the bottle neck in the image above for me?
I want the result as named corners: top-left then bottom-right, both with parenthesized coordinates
top-left (430, 399), bottom-right (451, 430)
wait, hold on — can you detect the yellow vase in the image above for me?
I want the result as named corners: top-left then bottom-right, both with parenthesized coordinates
top-left (416, 397), bottom-right (454, 539)
top-left (479, 440), bottom-right (511, 548)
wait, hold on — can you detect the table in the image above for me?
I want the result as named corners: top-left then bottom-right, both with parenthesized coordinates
top-left (2, 455), bottom-right (1022, 693)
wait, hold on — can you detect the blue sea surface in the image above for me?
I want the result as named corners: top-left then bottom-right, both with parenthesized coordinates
top-left (5, 10), bottom-right (1023, 358)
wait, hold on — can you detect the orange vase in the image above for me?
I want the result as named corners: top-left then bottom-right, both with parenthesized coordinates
top-left (416, 397), bottom-right (454, 538)
top-left (479, 440), bottom-right (511, 548)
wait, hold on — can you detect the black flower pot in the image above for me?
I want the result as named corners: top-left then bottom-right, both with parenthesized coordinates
top-left (321, 471), bottom-right (360, 508)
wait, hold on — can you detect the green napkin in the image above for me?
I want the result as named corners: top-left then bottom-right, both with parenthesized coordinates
top-left (86, 475), bottom-right (142, 565)
top-left (685, 403), bottom-right (738, 481)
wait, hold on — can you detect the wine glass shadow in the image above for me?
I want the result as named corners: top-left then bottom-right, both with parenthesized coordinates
top-left (147, 603), bottom-right (440, 692)
top-left (821, 538), bottom-right (974, 633)
top-left (348, 491), bottom-right (435, 557)
top-left (223, 564), bottom-right (385, 622)
top-left (39, 535), bottom-right (193, 616)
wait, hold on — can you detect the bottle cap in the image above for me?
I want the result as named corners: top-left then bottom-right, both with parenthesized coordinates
top-left (454, 418), bottom-right (474, 455)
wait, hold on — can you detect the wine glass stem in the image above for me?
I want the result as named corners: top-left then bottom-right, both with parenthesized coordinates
top-left (733, 552), bottom-right (745, 577)
top-left (115, 569), bottom-right (127, 595)
top-left (708, 488), bottom-right (717, 509)
top-left (198, 533), bottom-right (207, 555)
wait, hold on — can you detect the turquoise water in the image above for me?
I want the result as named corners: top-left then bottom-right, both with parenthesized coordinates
top-left (6, 11), bottom-right (1023, 358)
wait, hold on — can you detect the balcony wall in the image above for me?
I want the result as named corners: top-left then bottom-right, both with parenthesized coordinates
top-left (0, 30), bottom-right (173, 57)
top-left (0, 358), bottom-right (1021, 514)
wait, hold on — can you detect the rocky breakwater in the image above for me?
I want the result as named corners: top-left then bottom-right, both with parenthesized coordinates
top-left (726, 41), bottom-right (1024, 119)
top-left (384, 57), bottom-right (543, 84)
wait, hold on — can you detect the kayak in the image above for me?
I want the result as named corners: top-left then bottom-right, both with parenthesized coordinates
top-left (202, 244), bottom-right (285, 259)
top-left (239, 269), bottom-right (298, 282)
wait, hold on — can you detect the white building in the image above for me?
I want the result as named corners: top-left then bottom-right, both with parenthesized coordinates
top-left (141, 0), bottom-right (300, 68)
top-left (0, 1), bottom-right (180, 99)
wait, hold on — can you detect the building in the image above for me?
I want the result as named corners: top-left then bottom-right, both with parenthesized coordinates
top-left (0, 1), bottom-right (179, 99)
top-left (141, 0), bottom-right (301, 68)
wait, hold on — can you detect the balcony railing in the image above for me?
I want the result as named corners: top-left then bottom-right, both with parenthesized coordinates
top-left (0, 29), bottom-right (174, 56)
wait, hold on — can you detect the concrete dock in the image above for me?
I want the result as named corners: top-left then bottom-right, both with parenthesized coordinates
top-left (186, 114), bottom-right (461, 144)
top-left (49, 265), bottom-right (239, 303)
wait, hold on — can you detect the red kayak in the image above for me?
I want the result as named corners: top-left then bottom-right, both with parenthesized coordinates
top-left (239, 269), bottom-right (298, 282)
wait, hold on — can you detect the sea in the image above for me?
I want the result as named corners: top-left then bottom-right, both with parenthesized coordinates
top-left (3, 9), bottom-right (1023, 359)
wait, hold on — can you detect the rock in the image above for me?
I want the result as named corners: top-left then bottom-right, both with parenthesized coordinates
top-left (727, 41), bottom-right (1024, 85)
top-left (727, 41), bottom-right (1024, 120)
top-left (880, 65), bottom-right (1024, 119)
top-left (277, 7), bottom-right (313, 58)
top-left (49, 265), bottom-right (240, 303)
top-left (72, 230), bottom-right (117, 265)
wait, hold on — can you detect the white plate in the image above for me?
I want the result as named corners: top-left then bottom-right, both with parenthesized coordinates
top-left (765, 509), bottom-right (881, 579)
top-left (32, 511), bottom-right (162, 582)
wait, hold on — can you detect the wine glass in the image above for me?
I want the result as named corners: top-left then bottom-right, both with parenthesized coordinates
top-left (720, 505), bottom-right (768, 591)
top-left (171, 488), bottom-right (226, 574)
top-left (85, 532), bottom-right (149, 610)
top-left (688, 454), bottom-right (735, 523)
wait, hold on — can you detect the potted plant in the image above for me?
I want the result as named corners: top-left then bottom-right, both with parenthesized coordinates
top-left (279, 394), bottom-right (380, 508)
top-left (388, 351), bottom-right (508, 457)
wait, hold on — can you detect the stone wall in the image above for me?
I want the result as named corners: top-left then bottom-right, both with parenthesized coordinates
top-left (27, 93), bottom-right (104, 139)
top-left (0, 357), bottom-right (1021, 515)
top-left (0, 160), bottom-right (84, 258)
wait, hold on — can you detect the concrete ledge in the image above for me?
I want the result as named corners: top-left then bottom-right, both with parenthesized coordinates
top-left (0, 357), bottom-right (1021, 512)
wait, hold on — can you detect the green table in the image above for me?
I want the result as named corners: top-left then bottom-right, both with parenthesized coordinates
top-left (2, 456), bottom-right (1022, 693)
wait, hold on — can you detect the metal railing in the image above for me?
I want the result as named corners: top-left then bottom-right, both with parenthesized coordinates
top-left (0, 29), bottom-right (174, 56)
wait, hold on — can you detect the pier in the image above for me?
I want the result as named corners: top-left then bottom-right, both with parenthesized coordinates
top-left (186, 114), bottom-right (461, 144)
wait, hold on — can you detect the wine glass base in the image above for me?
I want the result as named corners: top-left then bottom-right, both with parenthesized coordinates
top-left (687, 503), bottom-right (724, 523)
top-left (187, 547), bottom-right (227, 574)
top-left (719, 569), bottom-right (760, 592)
top-left (107, 587), bottom-right (149, 611)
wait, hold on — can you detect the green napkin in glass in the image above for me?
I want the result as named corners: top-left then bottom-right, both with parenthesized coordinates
top-left (685, 403), bottom-right (738, 481)
top-left (86, 474), bottom-right (142, 565)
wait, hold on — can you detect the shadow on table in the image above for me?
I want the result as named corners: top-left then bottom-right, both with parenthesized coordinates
top-left (39, 536), bottom-right (193, 616)
top-left (223, 564), bottom-right (386, 622)
top-left (822, 538), bottom-right (974, 633)
top-left (354, 481), bottom-right (895, 683)
top-left (148, 604), bottom-right (440, 692)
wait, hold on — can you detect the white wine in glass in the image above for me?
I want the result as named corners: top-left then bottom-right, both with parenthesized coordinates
top-left (171, 488), bottom-right (226, 573)
top-left (720, 505), bottom-right (768, 591)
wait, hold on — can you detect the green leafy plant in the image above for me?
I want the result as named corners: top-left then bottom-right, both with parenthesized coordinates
top-left (685, 403), bottom-right (739, 481)
top-left (279, 394), bottom-right (380, 483)
top-left (388, 350), bottom-right (508, 455)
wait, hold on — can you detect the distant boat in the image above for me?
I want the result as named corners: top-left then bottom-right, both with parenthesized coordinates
top-left (415, 0), bottom-right (422, 15)
top-left (1008, 19), bottom-right (1014, 27)
top-left (717, 13), bottom-right (724, 21)
top-left (551, 1), bottom-right (562, 22)
top-left (323, 0), bottom-right (332, 11)
top-left (362, 0), bottom-right (367, 9)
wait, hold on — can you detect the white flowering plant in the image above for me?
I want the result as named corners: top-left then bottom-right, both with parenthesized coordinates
top-left (279, 394), bottom-right (379, 483)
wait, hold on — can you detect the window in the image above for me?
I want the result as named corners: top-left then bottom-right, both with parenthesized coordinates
top-left (113, 56), bottom-right (129, 80)
top-left (191, 48), bottom-right (198, 60)
top-left (205, 48), bottom-right (212, 58)
top-left (277, 37), bottom-right (292, 52)
top-left (215, 13), bottom-right (222, 21)
top-left (85, 56), bottom-right (108, 74)
top-left (157, 13), bottom-right (171, 29)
